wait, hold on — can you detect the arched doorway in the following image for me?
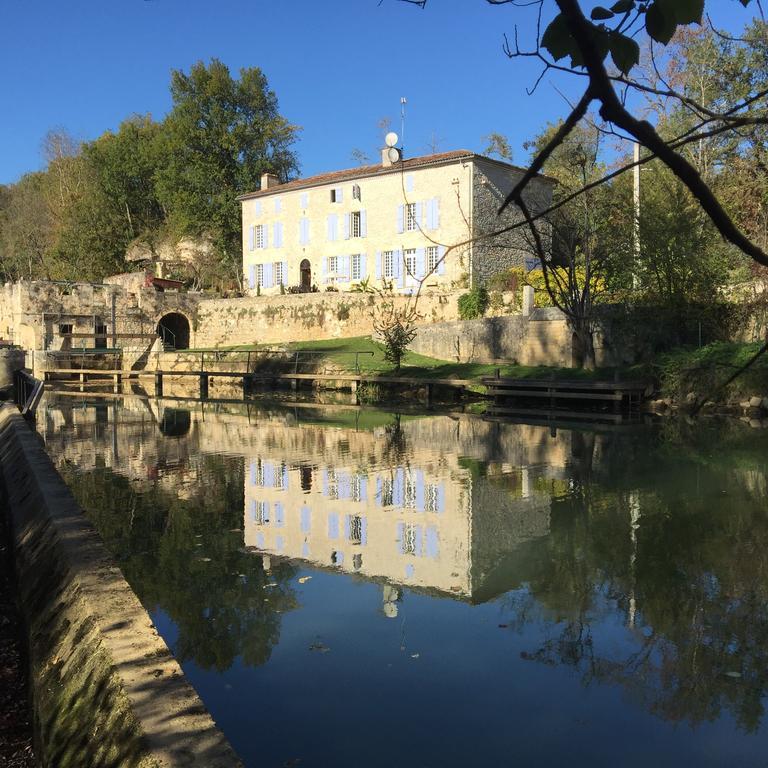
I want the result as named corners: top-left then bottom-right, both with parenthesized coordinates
top-left (300, 259), bottom-right (312, 291)
top-left (157, 313), bottom-right (190, 350)
top-left (159, 408), bottom-right (192, 437)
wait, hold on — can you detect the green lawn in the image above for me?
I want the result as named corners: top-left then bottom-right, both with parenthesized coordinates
top-left (189, 335), bottom-right (633, 382)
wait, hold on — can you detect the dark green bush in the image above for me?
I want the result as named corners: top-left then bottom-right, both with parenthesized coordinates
top-left (458, 286), bottom-right (490, 320)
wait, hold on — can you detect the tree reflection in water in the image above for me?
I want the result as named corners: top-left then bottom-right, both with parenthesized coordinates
top-left (60, 454), bottom-right (297, 671)
top-left (496, 421), bottom-right (768, 734)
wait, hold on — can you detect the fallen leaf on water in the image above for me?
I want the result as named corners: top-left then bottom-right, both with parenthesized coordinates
top-left (725, 671), bottom-right (742, 678)
top-left (298, 576), bottom-right (312, 584)
top-left (411, 653), bottom-right (420, 659)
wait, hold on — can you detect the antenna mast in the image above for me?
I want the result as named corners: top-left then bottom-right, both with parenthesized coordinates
top-left (400, 97), bottom-right (407, 152)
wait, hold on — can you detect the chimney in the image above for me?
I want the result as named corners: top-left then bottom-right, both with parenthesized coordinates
top-left (381, 147), bottom-right (401, 168)
top-left (261, 172), bottom-right (281, 190)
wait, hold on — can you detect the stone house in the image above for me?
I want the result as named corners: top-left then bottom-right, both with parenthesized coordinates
top-left (238, 149), bottom-right (554, 295)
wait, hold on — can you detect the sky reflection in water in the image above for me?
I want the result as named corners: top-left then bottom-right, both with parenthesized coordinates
top-left (41, 395), bottom-right (768, 767)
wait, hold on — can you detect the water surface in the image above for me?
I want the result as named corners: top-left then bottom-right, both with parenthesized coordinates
top-left (40, 394), bottom-right (768, 767)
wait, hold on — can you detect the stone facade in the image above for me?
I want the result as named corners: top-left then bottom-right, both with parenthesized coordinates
top-left (239, 150), bottom-right (553, 296)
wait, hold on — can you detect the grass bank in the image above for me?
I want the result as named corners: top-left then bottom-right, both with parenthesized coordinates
top-left (192, 336), bottom-right (635, 383)
top-left (655, 341), bottom-right (768, 403)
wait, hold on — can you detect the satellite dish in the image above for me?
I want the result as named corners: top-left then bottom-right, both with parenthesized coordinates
top-left (385, 131), bottom-right (399, 148)
top-left (387, 147), bottom-right (401, 163)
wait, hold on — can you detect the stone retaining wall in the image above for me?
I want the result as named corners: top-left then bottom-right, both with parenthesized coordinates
top-left (194, 290), bottom-right (461, 347)
top-left (0, 405), bottom-right (242, 767)
top-left (409, 310), bottom-right (573, 367)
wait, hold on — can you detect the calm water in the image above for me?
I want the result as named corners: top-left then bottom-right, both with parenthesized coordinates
top-left (39, 393), bottom-right (768, 767)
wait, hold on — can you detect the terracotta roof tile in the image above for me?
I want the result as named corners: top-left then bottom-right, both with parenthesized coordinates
top-left (237, 150), bottom-right (550, 200)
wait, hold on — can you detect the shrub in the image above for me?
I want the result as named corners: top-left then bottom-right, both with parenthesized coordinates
top-left (458, 286), bottom-right (490, 320)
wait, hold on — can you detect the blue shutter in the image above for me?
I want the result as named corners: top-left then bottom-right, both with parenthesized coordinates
top-left (263, 502), bottom-right (270, 524)
top-left (254, 200), bottom-right (262, 216)
top-left (360, 210), bottom-right (367, 237)
top-left (415, 470), bottom-right (425, 511)
top-left (322, 258), bottom-right (328, 281)
top-left (322, 469), bottom-right (328, 496)
top-left (406, 174), bottom-right (414, 193)
top-left (343, 213), bottom-right (350, 240)
top-left (263, 262), bottom-right (273, 288)
top-left (327, 214), bottom-right (338, 241)
top-left (273, 222), bottom-right (280, 248)
top-left (396, 522), bottom-right (405, 554)
top-left (298, 220), bottom-right (305, 245)
top-left (250, 461), bottom-right (257, 485)
top-left (274, 501), bottom-right (285, 527)
top-left (433, 197), bottom-right (440, 229)
top-left (360, 254), bottom-right (368, 280)
top-left (340, 255), bottom-right (350, 282)
top-left (397, 250), bottom-right (406, 288)
top-left (275, 534), bottom-right (285, 553)
top-left (426, 526), bottom-right (439, 559)
top-left (328, 512), bottom-right (339, 539)
top-left (336, 551), bottom-right (345, 566)
top-left (359, 476), bottom-right (367, 501)
top-left (336, 187), bottom-right (343, 203)
top-left (361, 517), bottom-right (368, 546)
top-left (300, 192), bottom-right (308, 209)
top-left (375, 251), bottom-right (382, 279)
top-left (414, 525), bottom-right (424, 557)
top-left (416, 248), bottom-right (426, 278)
top-left (393, 468), bottom-right (405, 506)
top-left (437, 245), bottom-right (447, 276)
top-left (415, 201), bottom-right (423, 229)
top-left (250, 499), bottom-right (256, 521)
top-left (397, 205), bottom-right (404, 234)
top-left (263, 462), bottom-right (274, 487)
top-left (392, 250), bottom-right (401, 280)
top-left (425, 200), bottom-right (433, 230)
top-left (256, 532), bottom-right (264, 548)
top-left (275, 197), bottom-right (282, 213)
top-left (248, 265), bottom-right (256, 290)
top-left (405, 563), bottom-right (415, 579)
top-left (282, 261), bottom-right (288, 286)
top-left (263, 225), bottom-right (269, 248)
top-left (344, 514), bottom-right (351, 541)
top-left (436, 483), bottom-right (445, 512)
top-left (302, 541), bottom-right (310, 557)
top-left (300, 505), bottom-right (311, 533)
top-left (376, 476), bottom-right (383, 505)
top-left (248, 226), bottom-right (255, 251)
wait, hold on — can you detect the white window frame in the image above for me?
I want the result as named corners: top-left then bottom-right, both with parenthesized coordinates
top-left (405, 203), bottom-right (418, 232)
top-left (350, 211), bottom-right (361, 238)
top-left (351, 254), bottom-right (362, 281)
top-left (274, 261), bottom-right (284, 286)
top-left (425, 484), bottom-right (440, 512)
top-left (328, 255), bottom-right (339, 275)
top-left (403, 248), bottom-right (417, 282)
top-left (256, 264), bottom-right (264, 288)
top-left (426, 246), bottom-right (439, 275)
top-left (255, 224), bottom-right (266, 249)
top-left (383, 251), bottom-right (394, 279)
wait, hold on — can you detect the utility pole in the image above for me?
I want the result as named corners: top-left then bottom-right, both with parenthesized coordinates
top-left (633, 141), bottom-right (640, 289)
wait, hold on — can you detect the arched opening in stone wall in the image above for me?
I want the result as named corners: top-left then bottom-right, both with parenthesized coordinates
top-left (159, 408), bottom-right (192, 437)
top-left (157, 313), bottom-right (190, 350)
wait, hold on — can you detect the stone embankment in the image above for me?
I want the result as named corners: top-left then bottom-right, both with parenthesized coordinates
top-left (0, 405), bottom-right (242, 767)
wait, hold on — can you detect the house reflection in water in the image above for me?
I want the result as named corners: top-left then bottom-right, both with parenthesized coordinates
top-left (243, 440), bottom-right (552, 605)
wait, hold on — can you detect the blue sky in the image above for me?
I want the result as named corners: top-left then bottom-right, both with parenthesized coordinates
top-left (0, 0), bottom-right (760, 185)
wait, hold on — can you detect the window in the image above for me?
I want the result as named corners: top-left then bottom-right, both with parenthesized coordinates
top-left (300, 192), bottom-right (309, 209)
top-left (330, 187), bottom-right (343, 203)
top-left (352, 184), bottom-right (361, 201)
top-left (255, 224), bottom-right (266, 249)
top-left (275, 464), bottom-right (287, 490)
top-left (254, 501), bottom-right (270, 525)
top-left (404, 472), bottom-right (417, 509)
top-left (274, 198), bottom-right (282, 213)
top-left (405, 202), bottom-right (418, 231)
top-left (426, 246), bottom-right (439, 274)
top-left (256, 264), bottom-right (264, 288)
top-left (351, 473), bottom-right (364, 501)
top-left (403, 249), bottom-right (417, 280)
top-left (328, 256), bottom-right (339, 275)
top-left (402, 524), bottom-right (418, 556)
top-left (351, 254), bottom-right (362, 281)
top-left (350, 211), bottom-right (361, 238)
top-left (348, 516), bottom-right (363, 545)
top-left (58, 323), bottom-right (73, 336)
top-left (425, 484), bottom-right (440, 512)
top-left (326, 468), bottom-right (339, 500)
top-left (274, 261), bottom-right (284, 286)
top-left (383, 251), bottom-right (394, 279)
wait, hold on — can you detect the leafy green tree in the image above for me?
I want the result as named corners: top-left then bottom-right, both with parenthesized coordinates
top-left (153, 60), bottom-right (300, 289)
